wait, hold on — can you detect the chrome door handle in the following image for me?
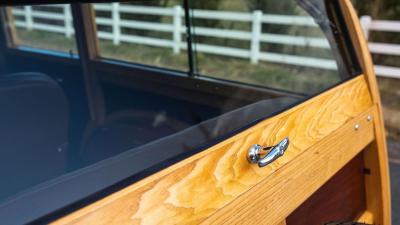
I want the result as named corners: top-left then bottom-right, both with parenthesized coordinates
top-left (247, 138), bottom-right (289, 167)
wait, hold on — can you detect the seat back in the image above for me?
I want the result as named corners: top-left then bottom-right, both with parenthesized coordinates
top-left (0, 72), bottom-right (69, 200)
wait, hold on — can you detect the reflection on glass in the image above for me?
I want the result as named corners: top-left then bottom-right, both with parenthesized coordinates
top-left (0, 1), bottom-right (360, 216)
top-left (9, 5), bottom-right (78, 54)
top-left (190, 0), bottom-right (341, 94)
top-left (94, 1), bottom-right (188, 71)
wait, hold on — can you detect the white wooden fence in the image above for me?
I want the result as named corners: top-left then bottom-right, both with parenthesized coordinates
top-left (11, 4), bottom-right (400, 78)
top-left (360, 16), bottom-right (400, 79)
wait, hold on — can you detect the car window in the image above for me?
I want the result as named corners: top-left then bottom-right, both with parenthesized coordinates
top-left (94, 1), bottom-right (189, 71)
top-left (0, 1), bottom-right (362, 223)
top-left (7, 4), bottom-right (78, 55)
top-left (190, 0), bottom-right (347, 94)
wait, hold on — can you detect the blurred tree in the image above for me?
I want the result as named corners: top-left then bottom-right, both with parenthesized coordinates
top-left (116, 0), bottom-right (182, 38)
top-left (245, 0), bottom-right (302, 55)
top-left (189, 0), bottom-right (224, 27)
top-left (245, 0), bottom-right (297, 14)
top-left (352, 0), bottom-right (400, 20)
top-left (352, 0), bottom-right (400, 67)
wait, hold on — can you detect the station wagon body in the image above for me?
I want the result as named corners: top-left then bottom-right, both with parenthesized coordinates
top-left (0, 0), bottom-right (391, 224)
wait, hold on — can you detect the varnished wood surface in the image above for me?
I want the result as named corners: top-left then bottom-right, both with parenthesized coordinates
top-left (201, 107), bottom-right (375, 225)
top-left (286, 153), bottom-right (366, 225)
top-left (342, 0), bottom-right (391, 224)
top-left (363, 137), bottom-right (386, 224)
top-left (357, 211), bottom-right (374, 224)
top-left (53, 76), bottom-right (373, 225)
top-left (3, 7), bottom-right (17, 47)
top-left (277, 221), bottom-right (287, 225)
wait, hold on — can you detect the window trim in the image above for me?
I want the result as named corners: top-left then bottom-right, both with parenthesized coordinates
top-left (2, 5), bottom-right (83, 57)
top-left (7, 45), bottom-right (79, 60)
top-left (71, 3), bottom-right (105, 124)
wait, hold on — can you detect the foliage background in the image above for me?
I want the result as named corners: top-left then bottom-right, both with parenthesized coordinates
top-left (351, 0), bottom-right (400, 141)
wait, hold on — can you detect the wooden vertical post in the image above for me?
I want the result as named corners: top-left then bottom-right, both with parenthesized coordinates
top-left (71, 4), bottom-right (105, 125)
top-left (112, 3), bottom-right (120, 45)
top-left (342, 1), bottom-right (391, 225)
top-left (2, 7), bottom-right (17, 47)
top-left (64, 4), bottom-right (73, 38)
top-left (360, 15), bottom-right (372, 40)
top-left (173, 5), bottom-right (182, 54)
top-left (24, 6), bottom-right (33, 31)
top-left (250, 10), bottom-right (262, 64)
top-left (0, 8), bottom-right (11, 74)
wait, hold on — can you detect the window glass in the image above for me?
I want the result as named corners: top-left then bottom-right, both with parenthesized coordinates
top-left (0, 1), bottom-right (361, 223)
top-left (190, 0), bottom-right (345, 94)
top-left (8, 5), bottom-right (78, 55)
top-left (94, 1), bottom-right (189, 71)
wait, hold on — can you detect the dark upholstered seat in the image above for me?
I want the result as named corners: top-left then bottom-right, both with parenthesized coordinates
top-left (0, 72), bottom-right (69, 200)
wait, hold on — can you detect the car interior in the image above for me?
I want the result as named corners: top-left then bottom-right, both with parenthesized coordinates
top-left (0, 37), bottom-right (303, 201)
top-left (0, 1), bottom-right (359, 218)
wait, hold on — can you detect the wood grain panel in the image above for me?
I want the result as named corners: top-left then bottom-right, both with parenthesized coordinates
top-left (277, 221), bottom-right (287, 225)
top-left (342, 1), bottom-right (391, 224)
top-left (357, 211), bottom-right (374, 224)
top-left (286, 153), bottom-right (366, 225)
top-left (201, 107), bottom-right (375, 225)
top-left (53, 76), bottom-right (373, 225)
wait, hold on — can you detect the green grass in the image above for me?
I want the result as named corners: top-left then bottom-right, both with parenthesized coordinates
top-left (99, 40), bottom-right (340, 94)
top-left (378, 77), bottom-right (400, 110)
top-left (378, 77), bottom-right (400, 141)
top-left (194, 52), bottom-right (339, 94)
top-left (15, 29), bottom-right (78, 54)
top-left (98, 40), bottom-right (189, 71)
top-left (15, 29), bottom-right (340, 94)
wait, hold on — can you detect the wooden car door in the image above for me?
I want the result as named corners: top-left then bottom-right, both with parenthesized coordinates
top-left (52, 0), bottom-right (390, 225)
top-left (0, 0), bottom-right (389, 224)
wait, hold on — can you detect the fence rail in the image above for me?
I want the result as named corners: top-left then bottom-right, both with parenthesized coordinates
top-left (360, 16), bottom-right (400, 79)
top-left (11, 5), bottom-right (400, 78)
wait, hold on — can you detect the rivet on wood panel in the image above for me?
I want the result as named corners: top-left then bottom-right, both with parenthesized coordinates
top-left (354, 124), bottom-right (360, 131)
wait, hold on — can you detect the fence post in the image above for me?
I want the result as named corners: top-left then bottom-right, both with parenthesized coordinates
top-left (24, 6), bottom-right (33, 31)
top-left (250, 10), bottom-right (262, 64)
top-left (64, 5), bottom-right (73, 38)
top-left (360, 15), bottom-right (372, 40)
top-left (112, 3), bottom-right (121, 45)
top-left (173, 5), bottom-right (182, 54)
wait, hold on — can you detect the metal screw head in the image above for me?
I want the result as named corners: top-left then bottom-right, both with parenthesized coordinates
top-left (367, 115), bottom-right (372, 122)
top-left (355, 124), bottom-right (361, 131)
